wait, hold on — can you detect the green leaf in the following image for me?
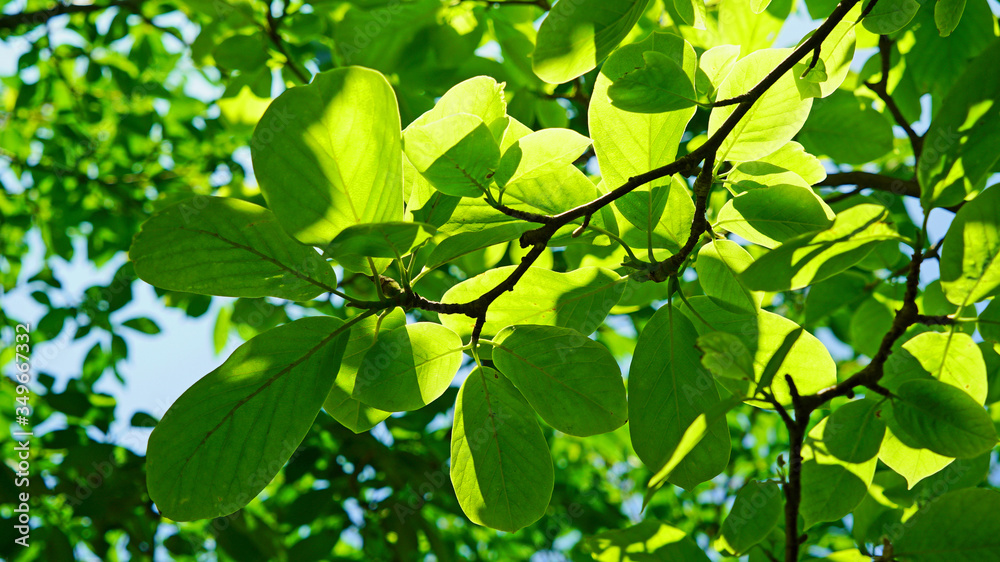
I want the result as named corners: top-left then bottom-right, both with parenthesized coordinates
top-left (862, 0), bottom-right (920, 34)
top-left (403, 113), bottom-right (501, 198)
top-left (590, 33), bottom-right (697, 232)
top-left (697, 44), bottom-right (741, 98)
top-left (893, 488), bottom-right (1000, 561)
top-left (323, 309), bottom-right (406, 433)
top-left (715, 481), bottom-right (783, 555)
top-left (129, 196), bottom-right (338, 301)
top-left (848, 297), bottom-right (894, 358)
top-left (695, 239), bottom-right (762, 313)
top-left (709, 47), bottom-right (813, 162)
top-left (799, 416), bottom-right (878, 529)
top-left (878, 402), bottom-right (957, 489)
top-left (715, 184), bottom-right (836, 248)
top-left (696, 331), bottom-right (756, 381)
top-left (492, 325), bottom-right (627, 437)
top-left (351, 322), bottom-right (464, 412)
top-left (674, 0), bottom-right (708, 29)
top-left (939, 184), bottom-right (1000, 306)
top-left (934, 0), bottom-right (967, 37)
top-left (440, 266), bottom-right (625, 339)
top-left (804, 270), bottom-right (868, 324)
top-left (324, 222), bottom-right (434, 273)
top-left (644, 396), bottom-right (744, 505)
top-left (718, 0), bottom-right (790, 55)
top-left (757, 141), bottom-right (826, 185)
top-left (797, 91), bottom-right (895, 165)
top-left (146, 316), bottom-right (351, 521)
top-left (252, 67), bottom-right (403, 246)
top-left (494, 128), bottom-right (592, 190)
top-left (628, 306), bottom-right (731, 490)
top-left (724, 160), bottom-right (812, 193)
top-left (213, 33), bottom-right (269, 71)
top-left (450, 367), bottom-right (553, 532)
top-left (891, 379), bottom-right (998, 458)
top-left (122, 317), bottom-right (161, 335)
top-left (531, 0), bottom-right (650, 84)
top-left (740, 203), bottom-right (900, 291)
top-left (978, 299), bottom-right (1000, 344)
top-left (676, 296), bottom-right (838, 407)
top-left (408, 76), bottom-right (508, 142)
top-left (423, 223), bottom-right (533, 273)
top-left (750, 0), bottom-right (772, 13)
top-left (919, 41), bottom-right (1000, 209)
top-left (607, 51), bottom-right (697, 113)
top-left (791, 3), bottom-right (858, 99)
top-left (585, 520), bottom-right (710, 562)
top-left (823, 399), bottom-right (886, 463)
top-left (882, 331), bottom-right (988, 404)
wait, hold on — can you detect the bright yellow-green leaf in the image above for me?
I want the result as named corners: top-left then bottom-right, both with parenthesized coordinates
top-left (351, 323), bottom-right (464, 411)
top-left (531, 0), bottom-right (650, 84)
top-left (252, 67), bottom-right (403, 246)
top-left (709, 48), bottom-right (814, 163)
top-left (439, 266), bottom-right (625, 339)
top-left (939, 184), bottom-right (1000, 306)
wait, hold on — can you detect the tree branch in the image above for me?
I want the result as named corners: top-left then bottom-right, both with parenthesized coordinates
top-left (0, 1), bottom-right (135, 33)
top-left (864, 35), bottom-right (922, 157)
top-left (265, 9), bottom-right (310, 84)
top-left (817, 171), bottom-right (921, 198)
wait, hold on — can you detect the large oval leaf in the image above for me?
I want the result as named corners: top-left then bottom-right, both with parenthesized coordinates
top-left (585, 520), bottom-right (711, 562)
top-left (800, 416), bottom-right (878, 529)
top-left (893, 488), bottom-right (1000, 561)
top-left (881, 331), bottom-right (988, 403)
top-left (130, 196), bottom-right (338, 301)
top-left (439, 266), bottom-right (626, 339)
top-left (403, 113), bottom-right (501, 198)
top-left (324, 221), bottom-right (435, 273)
top-left (628, 305), bottom-right (731, 490)
top-left (740, 203), bottom-right (900, 291)
top-left (591, 32), bottom-right (698, 233)
top-left (891, 379), bottom-right (998, 458)
top-left (492, 325), bottom-right (627, 436)
top-left (323, 309), bottom-right (406, 433)
top-left (678, 296), bottom-right (837, 406)
top-left (695, 239), bottom-right (763, 313)
top-left (939, 183), bottom-right (1000, 306)
top-left (715, 481), bottom-right (783, 555)
top-left (919, 40), bottom-right (1000, 209)
top-left (494, 128), bottom-right (592, 189)
top-left (351, 322), bottom-right (464, 412)
top-left (451, 367), bottom-right (553, 532)
top-left (715, 184), bottom-right (835, 249)
top-left (708, 48), bottom-right (814, 162)
top-left (252, 67), bottom-right (403, 246)
top-left (531, 0), bottom-right (650, 84)
top-left (147, 316), bottom-right (350, 521)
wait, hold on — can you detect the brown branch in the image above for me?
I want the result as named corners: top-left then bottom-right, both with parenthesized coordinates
top-left (864, 35), bottom-right (922, 157)
top-left (817, 171), bottom-right (920, 198)
top-left (798, 232), bottom-right (925, 413)
top-left (782, 375), bottom-right (808, 562)
top-left (265, 10), bottom-right (310, 84)
top-left (0, 0), bottom-right (135, 32)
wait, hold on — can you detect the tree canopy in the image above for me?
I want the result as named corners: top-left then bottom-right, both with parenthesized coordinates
top-left (2, 0), bottom-right (1000, 560)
